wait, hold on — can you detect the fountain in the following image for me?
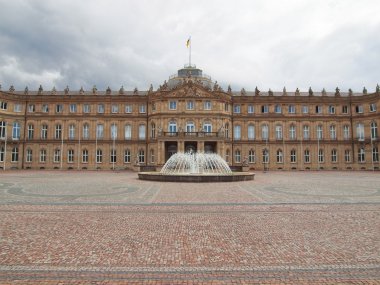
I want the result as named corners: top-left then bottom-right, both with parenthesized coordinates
top-left (138, 151), bottom-right (254, 182)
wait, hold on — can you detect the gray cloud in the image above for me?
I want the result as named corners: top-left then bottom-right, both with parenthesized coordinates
top-left (0, 0), bottom-right (379, 92)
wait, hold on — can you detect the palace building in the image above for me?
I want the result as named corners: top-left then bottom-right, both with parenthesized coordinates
top-left (0, 64), bottom-right (379, 171)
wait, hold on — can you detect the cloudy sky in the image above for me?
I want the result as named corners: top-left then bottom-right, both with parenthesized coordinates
top-left (0, 0), bottom-right (379, 92)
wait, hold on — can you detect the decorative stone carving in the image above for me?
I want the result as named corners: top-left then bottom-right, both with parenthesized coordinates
top-left (38, 85), bottom-right (43, 94)
top-left (322, 88), bottom-right (327, 96)
top-left (9, 85), bottom-right (15, 92)
top-left (51, 86), bottom-right (57, 95)
top-left (24, 86), bottom-right (29, 95)
top-left (133, 87), bottom-right (138, 95)
top-left (227, 85), bottom-right (232, 93)
top-left (213, 81), bottom-right (219, 91)
top-left (335, 87), bottom-right (340, 97)
top-left (282, 87), bottom-right (287, 96)
top-left (92, 85), bottom-right (97, 94)
top-left (79, 86), bottom-right (84, 95)
top-left (268, 89), bottom-right (273, 96)
top-left (64, 86), bottom-right (69, 94)
top-left (119, 86), bottom-right (124, 95)
top-left (308, 87), bottom-right (313, 96)
top-left (363, 86), bottom-right (367, 94)
top-left (295, 88), bottom-right (300, 96)
top-left (255, 86), bottom-right (260, 96)
top-left (241, 88), bottom-right (246, 96)
top-left (106, 86), bottom-right (111, 95)
top-left (348, 88), bottom-right (353, 96)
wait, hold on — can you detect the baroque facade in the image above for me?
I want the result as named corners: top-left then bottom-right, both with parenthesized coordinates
top-left (0, 65), bottom-right (379, 171)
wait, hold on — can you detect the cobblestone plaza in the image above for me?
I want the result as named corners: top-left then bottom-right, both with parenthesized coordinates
top-left (0, 171), bottom-right (379, 284)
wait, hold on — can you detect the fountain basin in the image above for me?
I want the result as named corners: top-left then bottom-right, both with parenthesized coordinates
top-left (138, 172), bottom-right (255, 182)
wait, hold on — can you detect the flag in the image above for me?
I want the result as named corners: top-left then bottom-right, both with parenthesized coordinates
top-left (186, 37), bottom-right (191, 48)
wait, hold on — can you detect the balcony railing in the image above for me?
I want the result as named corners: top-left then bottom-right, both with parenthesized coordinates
top-left (159, 131), bottom-right (224, 138)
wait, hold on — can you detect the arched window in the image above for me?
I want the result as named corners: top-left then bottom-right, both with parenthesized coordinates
top-left (373, 146), bottom-right (379, 162)
top-left (67, 149), bottom-right (74, 163)
top-left (151, 122), bottom-right (156, 138)
top-left (125, 124), bottom-right (132, 140)
top-left (124, 149), bottom-right (131, 163)
top-left (41, 124), bottom-right (48, 139)
top-left (12, 122), bottom-right (20, 139)
top-left (331, 149), bottom-right (337, 162)
top-left (304, 149), bottom-right (310, 163)
top-left (371, 121), bottom-right (378, 139)
top-left (317, 125), bottom-right (323, 140)
top-left (26, 148), bottom-right (32, 162)
top-left (138, 149), bottom-right (145, 163)
top-left (110, 149), bottom-right (116, 163)
top-left (11, 147), bottom-right (18, 162)
top-left (186, 121), bottom-right (195, 133)
top-left (69, 124), bottom-right (75, 140)
top-left (262, 149), bottom-right (269, 163)
top-left (261, 124), bottom-right (269, 140)
top-left (275, 125), bottom-right (282, 140)
top-left (290, 149), bottom-right (296, 163)
top-left (203, 122), bottom-right (212, 133)
top-left (344, 149), bottom-right (351, 162)
top-left (55, 124), bottom-right (62, 139)
top-left (138, 124), bottom-right (146, 140)
top-left (234, 125), bottom-right (241, 140)
top-left (276, 149), bottom-right (283, 163)
top-left (54, 149), bottom-right (61, 163)
top-left (96, 124), bottom-right (104, 139)
top-left (224, 123), bottom-right (229, 138)
top-left (111, 123), bottom-right (117, 139)
top-left (235, 149), bottom-right (241, 163)
top-left (27, 124), bottom-right (34, 140)
top-left (358, 147), bottom-right (365, 162)
top-left (82, 123), bottom-right (89, 139)
top-left (343, 125), bottom-right (350, 140)
top-left (274, 104), bottom-right (282, 113)
top-left (248, 124), bottom-right (255, 140)
top-left (82, 149), bottom-right (89, 163)
top-left (0, 146), bottom-right (5, 162)
top-left (0, 121), bottom-right (6, 138)
top-left (248, 149), bottom-right (255, 163)
top-left (303, 125), bottom-right (310, 140)
top-left (168, 121), bottom-right (177, 134)
top-left (289, 124), bottom-right (296, 140)
top-left (329, 125), bottom-right (336, 140)
top-left (356, 123), bottom-right (364, 140)
top-left (96, 149), bottom-right (103, 163)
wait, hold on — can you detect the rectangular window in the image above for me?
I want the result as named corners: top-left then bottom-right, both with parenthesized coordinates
top-left (55, 125), bottom-right (62, 139)
top-left (124, 150), bottom-right (131, 163)
top-left (110, 149), bottom-right (116, 163)
top-left (41, 125), bottom-right (48, 139)
top-left (111, 104), bottom-right (119, 113)
top-left (233, 104), bottom-right (241, 113)
top-left (315, 105), bottom-right (322, 114)
top-left (96, 124), bottom-right (104, 139)
top-left (0, 101), bottom-right (8, 110)
top-left (204, 100), bottom-right (212, 110)
top-left (56, 104), bottom-right (63, 113)
top-left (125, 104), bottom-right (132, 113)
top-left (28, 124), bottom-right (34, 139)
top-left (54, 149), bottom-right (61, 163)
top-left (169, 101), bottom-right (177, 110)
top-left (328, 105), bottom-right (335, 114)
top-left (42, 104), bottom-right (49, 113)
top-left (97, 104), bottom-right (105, 113)
top-left (26, 149), bottom-right (32, 162)
top-left (96, 149), bottom-right (102, 163)
top-left (83, 104), bottom-right (91, 113)
top-left (12, 122), bottom-right (21, 139)
top-left (342, 105), bottom-right (348, 114)
top-left (304, 150), bottom-right (310, 163)
top-left (261, 105), bottom-right (269, 113)
top-left (68, 149), bottom-right (74, 163)
top-left (302, 105), bottom-right (309, 114)
top-left (69, 125), bottom-right (75, 140)
top-left (14, 104), bottom-right (22, 112)
top-left (318, 149), bottom-right (324, 163)
top-left (69, 104), bottom-right (77, 113)
top-left (12, 147), bottom-right (19, 162)
top-left (331, 150), bottom-right (337, 162)
top-left (224, 103), bottom-right (229, 112)
top-left (125, 125), bottom-right (132, 140)
top-left (28, 104), bottom-right (35, 113)
top-left (234, 125), bottom-right (241, 140)
top-left (186, 101), bottom-right (194, 110)
top-left (40, 149), bottom-right (46, 162)
top-left (343, 125), bottom-right (350, 140)
top-left (139, 125), bottom-right (146, 140)
top-left (139, 104), bottom-right (146, 113)
top-left (274, 105), bottom-right (282, 113)
top-left (82, 149), bottom-right (89, 163)
top-left (248, 105), bottom-right (254, 114)
top-left (355, 105), bottom-right (363, 113)
top-left (370, 103), bottom-right (377, 112)
top-left (344, 150), bottom-right (351, 162)
top-left (288, 105), bottom-right (296, 114)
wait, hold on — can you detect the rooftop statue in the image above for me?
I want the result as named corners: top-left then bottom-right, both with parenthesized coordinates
top-left (51, 86), bottom-right (57, 94)
top-left (133, 87), bottom-right (138, 95)
top-left (148, 84), bottom-right (153, 93)
top-left (282, 86), bottom-right (287, 96)
top-left (9, 85), bottom-right (15, 92)
top-left (106, 86), bottom-right (111, 94)
top-left (227, 85), bottom-right (232, 93)
top-left (376, 84), bottom-right (380, 93)
top-left (38, 85), bottom-right (43, 93)
top-left (119, 85), bottom-right (124, 94)
top-left (24, 86), bottom-right (29, 94)
top-left (268, 89), bottom-right (273, 96)
top-left (322, 88), bottom-right (327, 96)
top-left (255, 86), bottom-right (260, 96)
top-left (308, 87), bottom-right (313, 96)
top-left (335, 87), bottom-right (340, 96)
top-left (241, 88), bottom-right (246, 95)
top-left (64, 86), bottom-right (69, 94)
top-left (92, 85), bottom-right (97, 94)
top-left (363, 86), bottom-right (367, 94)
top-left (349, 88), bottom-right (353, 96)
top-left (295, 87), bottom-right (300, 96)
top-left (79, 86), bottom-right (84, 94)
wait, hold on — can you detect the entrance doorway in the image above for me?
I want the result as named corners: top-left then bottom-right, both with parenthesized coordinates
top-left (165, 142), bottom-right (178, 161)
top-left (185, 142), bottom-right (197, 153)
top-left (204, 142), bottom-right (217, 153)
